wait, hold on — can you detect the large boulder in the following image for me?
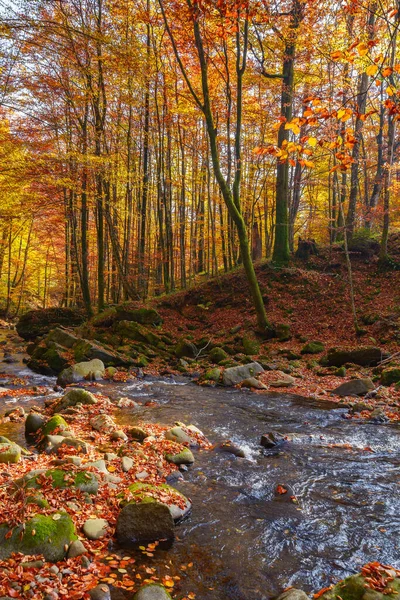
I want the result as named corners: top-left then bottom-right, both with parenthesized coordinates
top-left (27, 329), bottom-right (133, 376)
top-left (322, 346), bottom-right (388, 367)
top-left (332, 378), bottom-right (375, 397)
top-left (222, 362), bottom-right (264, 386)
top-left (57, 358), bottom-right (105, 386)
top-left (27, 342), bottom-right (71, 375)
top-left (16, 307), bottom-right (85, 341)
top-left (0, 512), bottom-right (76, 562)
top-left (116, 502), bottom-right (174, 548)
top-left (120, 482), bottom-right (191, 521)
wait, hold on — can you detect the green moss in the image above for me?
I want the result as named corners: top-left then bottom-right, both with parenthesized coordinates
top-left (301, 341), bottom-right (325, 354)
top-left (26, 469), bottom-right (98, 495)
top-left (73, 339), bottom-right (92, 362)
top-left (41, 346), bottom-right (70, 372)
top-left (41, 414), bottom-right (69, 437)
top-left (0, 442), bottom-right (21, 464)
top-left (119, 482), bottom-right (187, 508)
top-left (242, 335), bottom-right (260, 356)
top-left (381, 367), bottom-right (400, 386)
top-left (26, 494), bottom-right (49, 509)
top-left (0, 513), bottom-right (77, 562)
top-left (135, 355), bottom-right (149, 367)
top-left (276, 323), bottom-right (291, 342)
top-left (319, 573), bottom-right (400, 600)
top-left (203, 367), bottom-right (221, 382)
top-left (209, 347), bottom-right (228, 364)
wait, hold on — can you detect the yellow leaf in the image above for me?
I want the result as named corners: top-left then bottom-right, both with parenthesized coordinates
top-left (357, 42), bottom-right (369, 57)
top-left (387, 86), bottom-right (396, 96)
top-left (304, 160), bottom-right (315, 168)
top-left (337, 109), bottom-right (346, 120)
top-left (366, 64), bottom-right (378, 76)
top-left (308, 137), bottom-right (317, 147)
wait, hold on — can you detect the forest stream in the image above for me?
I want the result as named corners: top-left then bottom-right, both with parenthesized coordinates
top-left (1, 329), bottom-right (400, 600)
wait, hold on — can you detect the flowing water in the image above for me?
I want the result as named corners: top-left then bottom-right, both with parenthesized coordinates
top-left (1, 328), bottom-right (400, 600)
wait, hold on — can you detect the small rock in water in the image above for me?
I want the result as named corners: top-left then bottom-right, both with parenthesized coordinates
top-left (215, 441), bottom-right (245, 458)
top-left (116, 397), bottom-right (139, 408)
top-left (165, 447), bottom-right (195, 465)
top-left (133, 584), bottom-right (172, 600)
top-left (241, 377), bottom-right (267, 390)
top-left (260, 432), bottom-right (286, 449)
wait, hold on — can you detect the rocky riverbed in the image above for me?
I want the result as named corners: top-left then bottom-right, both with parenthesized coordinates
top-left (1, 326), bottom-right (400, 600)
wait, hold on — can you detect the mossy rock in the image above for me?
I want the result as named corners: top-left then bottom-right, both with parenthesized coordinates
top-left (91, 307), bottom-right (118, 328)
top-left (0, 442), bottom-right (21, 464)
top-left (73, 339), bottom-right (93, 362)
top-left (16, 307), bottom-right (85, 341)
top-left (322, 346), bottom-right (388, 367)
top-left (134, 355), bottom-right (149, 368)
top-left (165, 447), bottom-right (194, 465)
top-left (319, 573), bottom-right (400, 600)
top-left (381, 367), bottom-right (400, 386)
top-left (41, 345), bottom-right (70, 372)
top-left (0, 512), bottom-right (77, 562)
top-left (120, 482), bottom-right (191, 521)
top-left (335, 366), bottom-right (347, 377)
top-left (209, 347), bottom-right (228, 364)
top-left (242, 334), bottom-right (260, 356)
top-left (116, 305), bottom-right (163, 326)
top-left (25, 469), bottom-right (99, 495)
top-left (53, 388), bottom-right (97, 412)
top-left (41, 414), bottom-right (70, 437)
top-left (116, 321), bottom-right (161, 347)
top-left (175, 338), bottom-right (198, 359)
top-left (26, 493), bottom-right (50, 509)
top-left (301, 341), bottom-right (325, 354)
top-left (203, 367), bottom-right (221, 383)
top-left (276, 324), bottom-right (291, 342)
